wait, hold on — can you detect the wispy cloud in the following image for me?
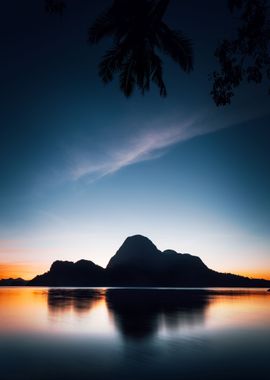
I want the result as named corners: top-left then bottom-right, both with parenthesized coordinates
top-left (67, 103), bottom-right (270, 183)
top-left (69, 117), bottom-right (205, 182)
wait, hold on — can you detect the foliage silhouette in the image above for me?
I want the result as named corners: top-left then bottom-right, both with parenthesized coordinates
top-left (211, 0), bottom-right (270, 105)
top-left (44, 0), bottom-right (270, 105)
top-left (88, 0), bottom-right (193, 97)
top-left (45, 0), bottom-right (193, 97)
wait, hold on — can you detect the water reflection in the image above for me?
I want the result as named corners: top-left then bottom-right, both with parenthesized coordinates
top-left (47, 288), bottom-right (104, 314)
top-left (106, 289), bottom-right (209, 339)
top-left (47, 288), bottom-right (209, 339)
top-left (0, 288), bottom-right (270, 380)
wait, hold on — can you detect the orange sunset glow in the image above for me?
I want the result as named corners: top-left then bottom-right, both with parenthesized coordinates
top-left (238, 271), bottom-right (270, 281)
top-left (0, 263), bottom-right (48, 280)
top-left (0, 262), bottom-right (269, 282)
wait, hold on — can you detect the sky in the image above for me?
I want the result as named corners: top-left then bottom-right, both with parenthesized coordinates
top-left (0, 0), bottom-right (269, 280)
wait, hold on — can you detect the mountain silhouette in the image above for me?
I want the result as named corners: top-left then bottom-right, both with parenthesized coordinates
top-left (107, 235), bottom-right (209, 286)
top-left (0, 278), bottom-right (28, 286)
top-left (29, 259), bottom-right (106, 286)
top-left (106, 235), bottom-right (270, 286)
top-left (28, 235), bottom-right (270, 287)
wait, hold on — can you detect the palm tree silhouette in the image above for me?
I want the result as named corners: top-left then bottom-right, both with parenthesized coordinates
top-left (89, 0), bottom-right (193, 97)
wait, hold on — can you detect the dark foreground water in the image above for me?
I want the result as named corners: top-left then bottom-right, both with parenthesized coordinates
top-left (0, 287), bottom-right (269, 380)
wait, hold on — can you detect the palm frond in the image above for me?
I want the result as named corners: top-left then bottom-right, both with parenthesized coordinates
top-left (98, 43), bottom-right (129, 84)
top-left (157, 24), bottom-right (193, 72)
top-left (90, 0), bottom-right (192, 97)
top-left (151, 0), bottom-right (171, 21)
top-left (98, 48), bottom-right (120, 83)
top-left (133, 46), bottom-right (152, 94)
top-left (120, 56), bottom-right (136, 96)
top-left (88, 7), bottom-right (117, 44)
top-left (150, 52), bottom-right (167, 96)
top-left (138, 62), bottom-right (151, 94)
top-left (89, 0), bottom-right (141, 45)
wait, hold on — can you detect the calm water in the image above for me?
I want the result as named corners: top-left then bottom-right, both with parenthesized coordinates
top-left (0, 288), bottom-right (269, 380)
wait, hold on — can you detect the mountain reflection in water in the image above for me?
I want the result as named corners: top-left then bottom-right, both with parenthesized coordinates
top-left (106, 289), bottom-right (209, 339)
top-left (0, 287), bottom-right (270, 380)
top-left (47, 288), bottom-right (209, 339)
top-left (47, 288), bottom-right (104, 314)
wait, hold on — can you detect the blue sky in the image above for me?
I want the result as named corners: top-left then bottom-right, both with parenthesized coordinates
top-left (0, 0), bottom-right (269, 279)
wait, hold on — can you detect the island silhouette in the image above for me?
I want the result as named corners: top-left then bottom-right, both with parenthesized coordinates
top-left (23, 235), bottom-right (269, 287)
top-left (0, 278), bottom-right (28, 286)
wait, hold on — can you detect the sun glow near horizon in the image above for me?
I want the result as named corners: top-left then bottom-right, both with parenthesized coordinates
top-left (1, 252), bottom-right (269, 282)
top-left (0, 263), bottom-right (48, 281)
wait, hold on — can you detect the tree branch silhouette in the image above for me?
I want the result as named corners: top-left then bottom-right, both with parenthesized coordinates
top-left (211, 0), bottom-right (270, 106)
top-left (44, 0), bottom-right (270, 105)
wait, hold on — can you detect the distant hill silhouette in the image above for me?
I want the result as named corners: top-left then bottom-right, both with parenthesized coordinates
top-left (0, 278), bottom-right (28, 286)
top-left (29, 259), bottom-right (106, 286)
top-left (28, 235), bottom-right (270, 287)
